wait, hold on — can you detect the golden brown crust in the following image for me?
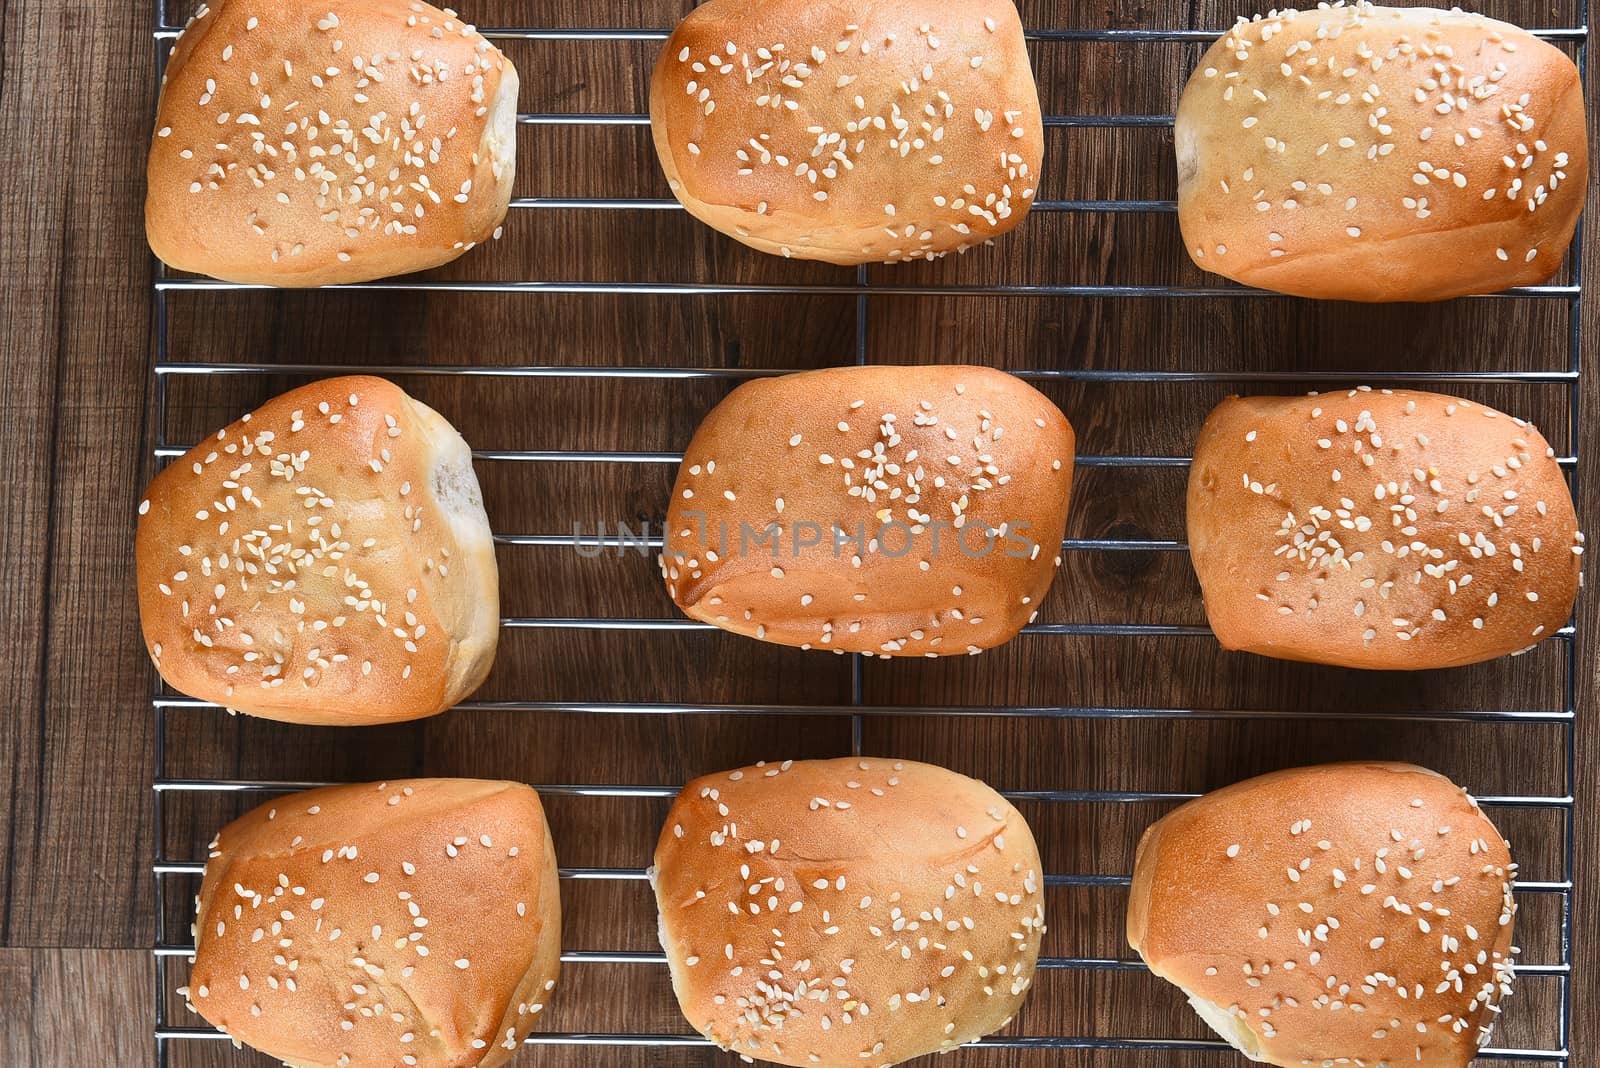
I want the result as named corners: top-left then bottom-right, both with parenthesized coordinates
top-left (186, 779), bottom-right (561, 1068)
top-left (1176, 4), bottom-right (1586, 301)
top-left (136, 376), bottom-right (499, 724)
top-left (650, 0), bottom-right (1043, 264)
top-left (1127, 762), bottom-right (1517, 1068)
top-left (652, 758), bottom-right (1044, 1068)
top-left (147, 0), bottom-right (518, 286)
top-left (1187, 388), bottom-right (1582, 669)
top-left (659, 365), bottom-right (1075, 656)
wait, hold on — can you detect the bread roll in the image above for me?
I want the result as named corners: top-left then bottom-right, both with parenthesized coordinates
top-left (1128, 762), bottom-right (1517, 1067)
top-left (659, 365), bottom-right (1075, 656)
top-left (147, 0), bottom-right (519, 286)
top-left (137, 376), bottom-right (499, 724)
top-left (183, 779), bottom-right (561, 1068)
top-left (650, 0), bottom-right (1043, 264)
top-left (1176, 4), bottom-right (1586, 301)
top-left (1188, 388), bottom-right (1582, 669)
top-left (652, 757), bottom-right (1044, 1068)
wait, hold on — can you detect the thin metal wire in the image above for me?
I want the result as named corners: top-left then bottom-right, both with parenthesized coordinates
top-left (151, 695), bottom-right (1581, 722)
top-left (852, 264), bottom-right (869, 759)
top-left (145, 1022), bottom-right (1569, 1059)
top-left (1557, 15), bottom-right (1587, 1053)
top-left (153, 361), bottom-right (1581, 383)
top-left (150, 444), bottom-right (1584, 469)
top-left (152, 36), bottom-right (172, 1065)
top-left (154, 276), bottom-right (1583, 297)
top-left (528, 533), bottom-right (1191, 551)
top-left (147, 10), bottom-right (1584, 1063)
top-left (151, 24), bottom-right (1593, 42)
top-left (510, 111), bottom-right (1189, 127)
top-left (509, 196), bottom-right (1180, 212)
top-left (147, 777), bottom-right (1575, 809)
top-left (495, 616), bottom-right (1578, 640)
top-left (147, 941), bottom-right (1576, 974)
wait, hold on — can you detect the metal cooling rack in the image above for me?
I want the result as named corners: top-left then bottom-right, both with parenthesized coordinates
top-left (150, 5), bottom-right (1587, 1065)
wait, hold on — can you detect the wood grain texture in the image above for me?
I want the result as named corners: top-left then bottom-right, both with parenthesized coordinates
top-left (0, 0), bottom-right (158, 949)
top-left (0, 0), bottom-right (1594, 1065)
top-left (0, 949), bottom-right (155, 1064)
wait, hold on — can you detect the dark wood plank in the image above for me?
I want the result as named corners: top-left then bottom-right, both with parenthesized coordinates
top-left (0, 951), bottom-right (29, 1065)
top-left (0, 0), bottom-right (73, 947)
top-left (0, 949), bottom-right (154, 1064)
top-left (0, 0), bottom-right (158, 948)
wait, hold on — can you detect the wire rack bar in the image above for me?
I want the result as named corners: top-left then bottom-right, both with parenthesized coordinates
top-left (152, 362), bottom-right (1584, 384)
top-left (148, 698), bottom-right (1580, 722)
top-left (509, 196), bottom-right (1180, 213)
top-left (493, 617), bottom-right (1580, 640)
top-left (532, 1037), bottom-right (1566, 1058)
top-left (511, 112), bottom-right (1188, 127)
top-left (146, 1025), bottom-right (1567, 1060)
top-left (496, 617), bottom-right (1217, 634)
top-left (152, 25), bottom-right (1593, 42)
top-left (1554, 19), bottom-right (1586, 1055)
top-left (145, 943), bottom-right (1574, 978)
top-left (149, 445), bottom-right (1582, 470)
top-left (148, 942), bottom-right (1578, 970)
top-left (154, 277), bottom-right (1582, 298)
top-left (531, 533), bottom-right (1191, 551)
top-left (147, 862), bottom-right (1574, 896)
top-left (147, 779), bottom-right (1573, 810)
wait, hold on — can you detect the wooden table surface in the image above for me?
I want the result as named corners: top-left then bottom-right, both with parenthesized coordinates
top-left (2, 0), bottom-right (1596, 1063)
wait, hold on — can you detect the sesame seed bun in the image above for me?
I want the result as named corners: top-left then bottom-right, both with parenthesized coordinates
top-left (659, 365), bottom-right (1075, 656)
top-left (649, 0), bottom-right (1044, 264)
top-left (146, 0), bottom-right (519, 286)
top-left (1127, 762), bottom-right (1517, 1068)
top-left (136, 376), bottom-right (499, 724)
top-left (184, 779), bottom-right (561, 1068)
top-left (652, 757), bottom-right (1044, 1068)
top-left (1175, 3), bottom-right (1586, 301)
top-left (1187, 387), bottom-right (1582, 669)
